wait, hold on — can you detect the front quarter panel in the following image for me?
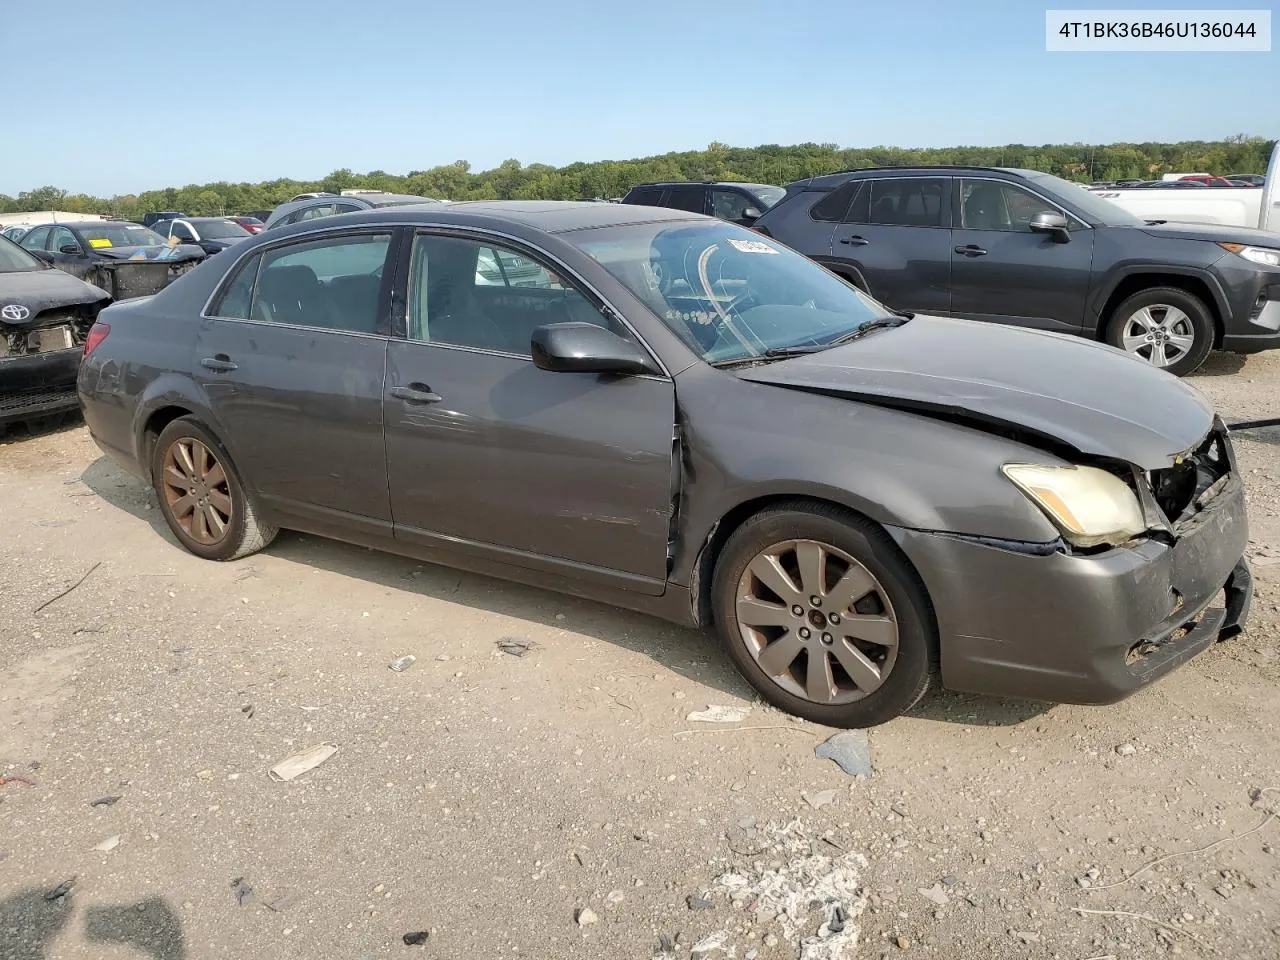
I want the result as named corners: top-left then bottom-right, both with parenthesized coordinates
top-left (670, 363), bottom-right (1063, 587)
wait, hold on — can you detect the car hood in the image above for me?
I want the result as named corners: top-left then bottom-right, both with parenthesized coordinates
top-left (1136, 221), bottom-right (1280, 245)
top-left (0, 267), bottom-right (110, 323)
top-left (94, 244), bottom-right (205, 262)
top-left (734, 315), bottom-right (1213, 470)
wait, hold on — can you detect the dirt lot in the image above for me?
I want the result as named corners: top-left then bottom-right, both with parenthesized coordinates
top-left (3, 352), bottom-right (1280, 960)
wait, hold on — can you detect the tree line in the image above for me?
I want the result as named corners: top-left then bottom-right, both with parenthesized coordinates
top-left (3, 136), bottom-right (1273, 219)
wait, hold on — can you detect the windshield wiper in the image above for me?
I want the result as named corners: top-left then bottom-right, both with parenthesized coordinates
top-left (709, 313), bottom-right (912, 367)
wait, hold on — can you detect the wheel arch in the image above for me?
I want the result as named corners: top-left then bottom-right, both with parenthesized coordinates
top-left (130, 375), bottom-right (225, 469)
top-left (1095, 269), bottom-right (1227, 347)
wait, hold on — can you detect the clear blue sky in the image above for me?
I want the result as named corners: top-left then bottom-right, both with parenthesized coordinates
top-left (2, 0), bottom-right (1276, 196)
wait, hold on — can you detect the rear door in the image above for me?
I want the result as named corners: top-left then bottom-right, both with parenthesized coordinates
top-left (829, 177), bottom-right (952, 315)
top-left (664, 185), bottom-right (708, 215)
top-left (949, 178), bottom-right (1095, 331)
top-left (48, 226), bottom-right (86, 273)
top-left (193, 229), bottom-right (396, 537)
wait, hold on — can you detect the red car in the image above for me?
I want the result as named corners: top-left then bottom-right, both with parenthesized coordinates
top-left (1178, 175), bottom-right (1236, 187)
top-left (228, 216), bottom-right (265, 235)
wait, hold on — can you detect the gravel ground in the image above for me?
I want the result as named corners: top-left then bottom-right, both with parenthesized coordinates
top-left (3, 351), bottom-right (1280, 960)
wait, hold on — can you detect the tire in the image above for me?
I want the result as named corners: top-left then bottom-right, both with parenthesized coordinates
top-left (150, 416), bottom-right (276, 561)
top-left (1104, 286), bottom-right (1214, 377)
top-left (711, 502), bottom-right (937, 728)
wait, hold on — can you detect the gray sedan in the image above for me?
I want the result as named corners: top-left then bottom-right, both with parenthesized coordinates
top-left (77, 202), bottom-right (1251, 727)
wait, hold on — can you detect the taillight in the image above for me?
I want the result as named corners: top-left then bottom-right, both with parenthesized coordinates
top-left (83, 322), bottom-right (110, 357)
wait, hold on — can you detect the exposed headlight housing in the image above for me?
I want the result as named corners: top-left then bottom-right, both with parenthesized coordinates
top-left (1218, 242), bottom-right (1280, 268)
top-left (1002, 464), bottom-right (1147, 548)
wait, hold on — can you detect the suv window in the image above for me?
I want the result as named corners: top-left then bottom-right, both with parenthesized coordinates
top-left (247, 233), bottom-right (391, 334)
top-left (810, 181), bottom-right (867, 222)
top-left (295, 203), bottom-right (338, 222)
top-left (867, 178), bottom-right (947, 227)
top-left (172, 221), bottom-right (197, 241)
top-left (50, 226), bottom-right (80, 254)
top-left (664, 186), bottom-right (706, 214)
top-left (407, 233), bottom-right (618, 355)
top-left (710, 189), bottom-right (753, 221)
top-left (334, 202), bottom-right (362, 214)
top-left (959, 179), bottom-right (1061, 232)
top-left (21, 226), bottom-right (51, 251)
top-left (626, 187), bottom-right (665, 206)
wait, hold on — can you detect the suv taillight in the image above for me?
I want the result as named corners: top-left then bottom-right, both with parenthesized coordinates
top-left (83, 322), bottom-right (110, 357)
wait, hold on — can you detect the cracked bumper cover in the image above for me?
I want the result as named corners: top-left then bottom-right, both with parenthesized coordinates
top-left (889, 476), bottom-right (1250, 705)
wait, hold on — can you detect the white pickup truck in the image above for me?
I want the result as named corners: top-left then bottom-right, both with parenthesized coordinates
top-left (1090, 141), bottom-right (1279, 231)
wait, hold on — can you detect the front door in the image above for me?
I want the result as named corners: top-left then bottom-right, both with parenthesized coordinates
top-left (950, 178), bottom-right (1096, 332)
top-left (384, 230), bottom-right (676, 593)
top-left (192, 229), bottom-right (396, 533)
top-left (828, 177), bottom-right (953, 315)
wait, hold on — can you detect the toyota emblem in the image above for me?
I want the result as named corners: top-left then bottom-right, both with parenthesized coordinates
top-left (1, 304), bottom-right (31, 321)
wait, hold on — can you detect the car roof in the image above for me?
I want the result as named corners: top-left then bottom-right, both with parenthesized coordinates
top-left (24, 221), bottom-right (147, 230)
top-left (792, 166), bottom-right (1044, 191)
top-left (267, 200), bottom-right (703, 238)
top-left (629, 181), bottom-right (776, 190)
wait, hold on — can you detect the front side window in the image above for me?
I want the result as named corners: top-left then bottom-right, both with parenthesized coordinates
top-left (20, 226), bottom-right (51, 251)
top-left (50, 226), bottom-right (80, 254)
top-left (172, 221), bottom-right (197, 241)
top-left (210, 254), bottom-right (261, 319)
top-left (959, 180), bottom-right (1061, 232)
top-left (246, 233), bottom-right (391, 334)
top-left (809, 181), bottom-right (864, 222)
top-left (711, 189), bottom-right (754, 221)
top-left (574, 221), bottom-right (890, 365)
top-left (867, 178), bottom-right (947, 227)
top-left (407, 233), bottom-right (617, 356)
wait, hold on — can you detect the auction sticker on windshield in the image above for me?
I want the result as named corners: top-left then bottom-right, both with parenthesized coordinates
top-left (727, 238), bottom-right (779, 254)
top-left (89, 238), bottom-right (112, 248)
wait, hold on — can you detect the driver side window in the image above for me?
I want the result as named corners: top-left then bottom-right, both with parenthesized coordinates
top-left (50, 227), bottom-right (80, 254)
top-left (960, 180), bottom-right (1061, 232)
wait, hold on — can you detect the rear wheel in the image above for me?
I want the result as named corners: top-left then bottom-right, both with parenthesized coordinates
top-left (711, 503), bottom-right (936, 728)
top-left (150, 416), bottom-right (276, 561)
top-left (1104, 287), bottom-right (1214, 376)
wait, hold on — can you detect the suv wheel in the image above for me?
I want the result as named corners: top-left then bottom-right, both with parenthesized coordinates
top-left (1104, 287), bottom-right (1214, 376)
top-left (711, 503), bottom-right (936, 728)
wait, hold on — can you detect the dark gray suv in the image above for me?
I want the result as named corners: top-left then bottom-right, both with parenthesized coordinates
top-left (754, 166), bottom-right (1280, 376)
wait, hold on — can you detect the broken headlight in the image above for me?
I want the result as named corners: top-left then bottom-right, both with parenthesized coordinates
top-left (1002, 464), bottom-right (1147, 548)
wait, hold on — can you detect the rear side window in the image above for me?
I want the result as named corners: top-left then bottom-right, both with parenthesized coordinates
top-left (867, 178), bottom-right (947, 227)
top-left (665, 186), bottom-right (706, 213)
top-left (626, 187), bottom-right (664, 206)
top-left (809, 181), bottom-right (864, 222)
top-left (211, 254), bottom-right (261, 319)
top-left (21, 226), bottom-right (51, 251)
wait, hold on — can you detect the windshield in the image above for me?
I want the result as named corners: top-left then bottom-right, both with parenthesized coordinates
top-left (1029, 173), bottom-right (1144, 225)
top-left (77, 222), bottom-right (167, 248)
top-left (372, 196), bottom-right (436, 208)
top-left (0, 234), bottom-right (44, 273)
top-left (574, 221), bottom-right (890, 364)
top-left (751, 185), bottom-right (786, 208)
top-left (195, 219), bottom-right (251, 239)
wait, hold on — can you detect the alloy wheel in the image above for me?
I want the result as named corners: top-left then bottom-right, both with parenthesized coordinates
top-left (1120, 304), bottom-right (1196, 368)
top-left (734, 539), bottom-right (899, 705)
top-left (161, 438), bottom-right (233, 545)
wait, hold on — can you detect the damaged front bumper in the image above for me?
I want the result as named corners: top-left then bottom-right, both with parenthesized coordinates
top-left (1, 319), bottom-right (85, 426)
top-left (890, 458), bottom-right (1250, 706)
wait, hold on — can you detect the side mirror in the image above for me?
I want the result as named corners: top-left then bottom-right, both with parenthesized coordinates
top-left (59, 244), bottom-right (82, 255)
top-left (738, 206), bottom-right (763, 225)
top-left (1029, 211), bottom-right (1071, 242)
top-left (531, 322), bottom-right (658, 376)
top-left (29, 249), bottom-right (54, 264)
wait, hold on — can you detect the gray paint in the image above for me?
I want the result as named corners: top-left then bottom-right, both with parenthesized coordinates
top-left (78, 201), bottom-right (1250, 707)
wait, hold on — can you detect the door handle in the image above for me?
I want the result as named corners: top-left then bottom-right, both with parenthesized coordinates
top-left (839, 236), bottom-right (869, 246)
top-left (954, 244), bottom-right (988, 257)
top-left (200, 354), bottom-right (238, 372)
top-left (390, 383), bottom-right (443, 405)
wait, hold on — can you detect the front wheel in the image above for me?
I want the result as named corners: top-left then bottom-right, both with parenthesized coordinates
top-left (711, 503), bottom-right (936, 728)
top-left (150, 416), bottom-right (276, 561)
top-left (1104, 287), bottom-right (1214, 377)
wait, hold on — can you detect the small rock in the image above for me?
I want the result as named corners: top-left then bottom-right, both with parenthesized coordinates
top-left (89, 795), bottom-right (121, 808)
top-left (575, 907), bottom-right (598, 926)
top-left (196, 769), bottom-right (214, 781)
top-left (687, 704), bottom-right (750, 723)
top-left (940, 875), bottom-right (958, 887)
top-left (435, 654), bottom-right (451, 662)
top-left (687, 896), bottom-right (714, 910)
top-left (403, 931), bottom-right (429, 946)
top-left (496, 637), bottom-right (535, 657)
top-left (44, 879), bottom-right (75, 901)
top-left (94, 835), bottom-right (121, 852)
top-left (388, 655), bottom-right (417, 672)
top-left (691, 930), bottom-right (730, 955)
top-left (890, 802), bottom-right (909, 818)
top-left (917, 883), bottom-right (948, 907)
top-left (896, 935), bottom-right (910, 950)
top-left (803, 789), bottom-right (837, 810)
top-left (815, 729), bottom-right (873, 777)
top-left (1013, 930), bottom-right (1041, 944)
top-left (1114, 743), bottom-right (1137, 757)
top-left (764, 933), bottom-right (779, 947)
top-left (979, 830), bottom-right (993, 842)
top-left (230, 877), bottom-right (255, 907)
top-left (658, 933), bottom-right (675, 953)
top-left (730, 781), bottom-right (746, 792)
top-left (606, 890), bottom-right (624, 904)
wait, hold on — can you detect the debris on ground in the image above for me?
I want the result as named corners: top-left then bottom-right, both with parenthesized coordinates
top-left (715, 819), bottom-right (868, 960)
top-left (388, 655), bottom-right (417, 672)
top-left (402, 931), bottom-right (430, 946)
top-left (657, 932), bottom-right (676, 953)
top-left (230, 877), bottom-right (256, 907)
top-left (241, 703), bottom-right (255, 719)
top-left (815, 730), bottom-right (872, 777)
top-left (575, 906), bottom-right (598, 926)
top-left (686, 704), bottom-right (751, 723)
top-left (686, 895), bottom-right (714, 910)
top-left (1114, 742), bottom-right (1137, 757)
top-left (45, 878), bottom-right (75, 901)
top-left (690, 930), bottom-right (731, 955)
top-left (269, 743), bottom-right (338, 782)
top-left (0, 775), bottom-right (35, 788)
top-left (803, 789), bottom-right (837, 810)
top-left (264, 890), bottom-right (294, 912)
top-left (917, 882), bottom-right (949, 906)
top-left (89, 795), bottom-right (121, 807)
top-left (33, 560), bottom-right (102, 614)
top-left (495, 637), bottom-right (536, 657)
top-left (94, 834), bottom-right (121, 852)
